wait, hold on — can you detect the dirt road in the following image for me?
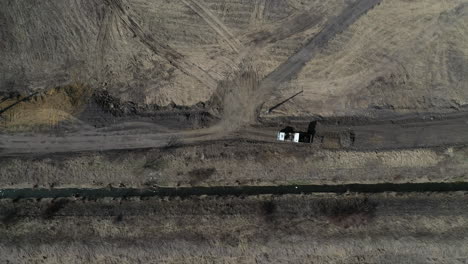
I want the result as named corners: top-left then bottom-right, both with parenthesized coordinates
top-left (314, 111), bottom-right (468, 150)
top-left (2, 110), bottom-right (468, 156)
top-left (0, 127), bottom-right (220, 156)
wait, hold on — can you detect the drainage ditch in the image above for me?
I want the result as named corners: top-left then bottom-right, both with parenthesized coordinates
top-left (1, 182), bottom-right (467, 199)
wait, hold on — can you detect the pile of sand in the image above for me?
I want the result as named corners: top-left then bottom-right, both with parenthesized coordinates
top-left (0, 84), bottom-right (91, 131)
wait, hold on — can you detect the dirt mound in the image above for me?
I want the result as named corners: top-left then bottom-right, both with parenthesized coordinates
top-left (0, 84), bottom-right (91, 131)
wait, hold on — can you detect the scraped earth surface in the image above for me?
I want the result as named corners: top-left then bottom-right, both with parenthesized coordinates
top-left (2, 0), bottom-right (468, 113)
top-left (1, 0), bottom-right (468, 263)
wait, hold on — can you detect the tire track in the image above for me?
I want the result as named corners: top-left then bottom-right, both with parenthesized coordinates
top-left (257, 0), bottom-right (384, 97)
top-left (180, 0), bottom-right (243, 52)
top-left (249, 0), bottom-right (266, 26)
top-left (95, 4), bottom-right (115, 75)
top-left (244, 11), bottom-right (323, 48)
top-left (0, 128), bottom-right (220, 156)
top-left (103, 0), bottom-right (218, 90)
top-left (207, 5), bottom-right (331, 71)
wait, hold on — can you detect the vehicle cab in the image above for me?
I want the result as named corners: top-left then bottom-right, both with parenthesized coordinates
top-left (277, 130), bottom-right (312, 143)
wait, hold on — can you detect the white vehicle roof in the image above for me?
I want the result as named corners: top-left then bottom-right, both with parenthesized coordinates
top-left (277, 132), bottom-right (285, 141)
top-left (293, 133), bottom-right (299, 143)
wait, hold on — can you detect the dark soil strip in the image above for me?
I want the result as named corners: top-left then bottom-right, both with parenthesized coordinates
top-left (267, 90), bottom-right (303, 113)
top-left (1, 182), bottom-right (468, 199)
top-left (0, 91), bottom-right (39, 116)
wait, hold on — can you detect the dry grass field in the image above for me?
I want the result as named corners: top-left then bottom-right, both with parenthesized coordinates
top-left (0, 193), bottom-right (467, 264)
top-left (1, 142), bottom-right (467, 188)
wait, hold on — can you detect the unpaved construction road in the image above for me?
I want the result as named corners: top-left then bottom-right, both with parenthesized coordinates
top-left (1, 110), bottom-right (468, 156)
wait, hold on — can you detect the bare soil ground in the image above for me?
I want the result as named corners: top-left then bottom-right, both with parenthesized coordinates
top-left (2, 0), bottom-right (467, 118)
top-left (0, 193), bottom-right (467, 264)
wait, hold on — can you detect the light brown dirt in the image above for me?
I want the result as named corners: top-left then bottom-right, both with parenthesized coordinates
top-left (0, 84), bottom-right (91, 131)
top-left (2, 0), bottom-right (466, 117)
top-left (264, 0), bottom-right (468, 117)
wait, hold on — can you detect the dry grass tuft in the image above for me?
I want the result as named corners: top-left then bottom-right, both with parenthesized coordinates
top-left (319, 197), bottom-right (377, 228)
